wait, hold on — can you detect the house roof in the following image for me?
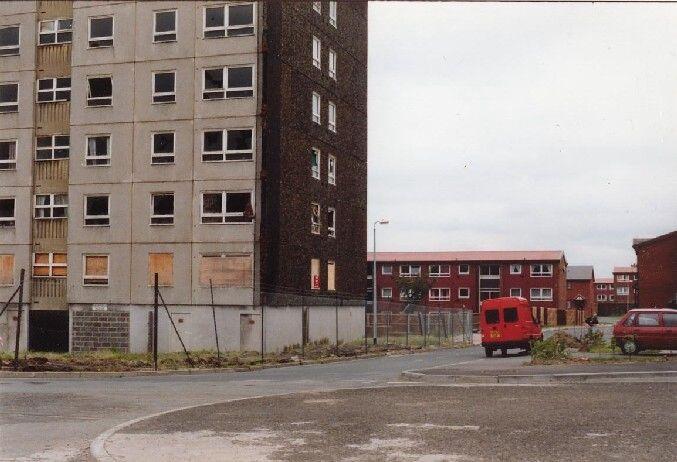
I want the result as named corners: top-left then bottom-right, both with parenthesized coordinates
top-left (613, 266), bottom-right (637, 274)
top-left (632, 229), bottom-right (677, 250)
top-left (566, 265), bottom-right (594, 281)
top-left (595, 278), bottom-right (614, 284)
top-left (367, 250), bottom-right (565, 263)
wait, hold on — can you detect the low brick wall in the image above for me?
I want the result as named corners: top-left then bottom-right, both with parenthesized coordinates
top-left (72, 310), bottom-right (130, 352)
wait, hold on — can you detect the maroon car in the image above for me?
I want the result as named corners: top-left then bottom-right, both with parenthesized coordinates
top-left (612, 308), bottom-right (677, 354)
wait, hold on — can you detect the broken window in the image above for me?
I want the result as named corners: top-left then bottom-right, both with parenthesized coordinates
top-left (328, 155), bottom-right (336, 185)
top-left (0, 25), bottom-right (20, 56)
top-left (310, 258), bottom-right (320, 290)
top-left (32, 253), bottom-right (67, 278)
top-left (203, 4), bottom-right (254, 38)
top-left (86, 135), bottom-right (110, 166)
top-left (87, 76), bottom-right (112, 106)
top-left (202, 129), bottom-right (253, 162)
top-left (34, 194), bottom-right (68, 219)
top-left (484, 309), bottom-right (499, 324)
top-left (151, 193), bottom-right (174, 225)
top-left (458, 287), bottom-right (470, 299)
top-left (153, 10), bottom-right (176, 43)
top-left (84, 195), bottom-right (109, 226)
top-left (148, 253), bottom-right (173, 286)
top-left (199, 254), bottom-right (252, 287)
top-left (201, 191), bottom-right (253, 223)
top-left (327, 207), bottom-right (336, 238)
top-left (152, 71), bottom-right (175, 103)
top-left (152, 132), bottom-right (174, 164)
top-left (327, 260), bottom-right (336, 291)
top-left (0, 83), bottom-right (18, 113)
top-left (0, 198), bottom-right (15, 227)
top-left (36, 135), bottom-right (69, 161)
top-left (312, 92), bottom-right (321, 124)
top-left (0, 254), bottom-right (14, 286)
top-left (83, 254), bottom-right (108, 285)
top-left (311, 203), bottom-right (320, 234)
top-left (311, 148), bottom-right (320, 179)
top-left (89, 16), bottom-right (113, 47)
top-left (37, 77), bottom-right (71, 103)
top-left (328, 101), bottom-right (336, 132)
top-left (0, 140), bottom-right (17, 170)
top-left (39, 19), bottom-right (72, 45)
top-left (312, 36), bottom-right (321, 69)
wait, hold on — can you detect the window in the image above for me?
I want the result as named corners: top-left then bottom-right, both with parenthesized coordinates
top-left (429, 265), bottom-right (450, 277)
top-left (327, 207), bottom-right (336, 238)
top-left (328, 155), bottom-right (336, 185)
top-left (311, 148), bottom-right (320, 179)
top-left (616, 286), bottom-right (629, 296)
top-left (0, 198), bottom-right (15, 227)
top-left (381, 287), bottom-right (392, 299)
top-left (381, 265), bottom-right (392, 275)
top-left (86, 135), bottom-right (111, 166)
top-left (530, 288), bottom-right (553, 301)
top-left (510, 264), bottom-right (522, 275)
top-left (458, 287), bottom-right (470, 299)
top-left (310, 258), bottom-right (320, 290)
top-left (504, 307), bottom-right (518, 323)
top-left (609, 295), bottom-right (614, 302)
top-left (311, 203), bottom-right (320, 234)
top-left (636, 313), bottom-right (660, 327)
top-left (148, 253), bottom-right (173, 286)
top-left (39, 19), bottom-right (72, 45)
top-left (623, 313), bottom-right (637, 326)
top-left (596, 284), bottom-right (606, 290)
top-left (328, 49), bottom-right (337, 79)
top-left (480, 265), bottom-right (500, 276)
top-left (87, 76), bottom-right (112, 106)
top-left (510, 288), bottom-right (521, 297)
top-left (203, 3), bottom-right (254, 38)
top-left (484, 309), bottom-right (499, 325)
top-left (312, 92), bottom-right (321, 124)
top-left (88, 16), bottom-right (113, 47)
top-left (152, 132), bottom-right (174, 164)
top-left (37, 77), bottom-right (70, 103)
top-left (329, 1), bottom-right (337, 27)
top-left (0, 25), bottom-right (20, 55)
top-left (36, 135), bottom-right (69, 161)
top-left (153, 10), bottom-right (176, 43)
top-left (327, 260), bottom-right (336, 291)
top-left (151, 193), bottom-right (174, 225)
top-left (399, 289), bottom-right (410, 301)
top-left (328, 101), bottom-right (336, 132)
top-left (84, 195), bottom-right (109, 226)
top-left (597, 294), bottom-right (607, 302)
top-left (312, 36), bottom-right (321, 69)
top-left (83, 254), bottom-right (109, 285)
top-left (34, 194), bottom-right (67, 219)
top-left (201, 191), bottom-right (253, 223)
top-left (617, 274), bottom-right (630, 282)
top-left (202, 128), bottom-right (253, 162)
top-left (429, 288), bottom-right (450, 301)
top-left (32, 253), bottom-right (67, 278)
top-left (202, 66), bottom-right (253, 99)
top-left (400, 265), bottom-right (421, 277)
top-left (0, 140), bottom-right (16, 170)
top-left (199, 254), bottom-right (252, 287)
top-left (152, 71), bottom-right (175, 103)
top-left (531, 264), bottom-right (553, 277)
top-left (458, 264), bottom-right (469, 275)
top-left (313, 2), bottom-right (321, 14)
top-left (0, 83), bottom-right (18, 113)
top-left (0, 254), bottom-right (14, 286)
top-left (663, 313), bottom-right (677, 327)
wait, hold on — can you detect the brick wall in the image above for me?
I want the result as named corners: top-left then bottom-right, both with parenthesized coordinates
top-left (634, 231), bottom-right (677, 307)
top-left (71, 310), bottom-right (130, 352)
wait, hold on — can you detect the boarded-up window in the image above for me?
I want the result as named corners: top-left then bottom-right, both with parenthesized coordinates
top-left (84, 255), bottom-right (109, 285)
top-left (148, 253), bottom-right (173, 286)
top-left (0, 254), bottom-right (13, 285)
top-left (311, 258), bottom-right (320, 290)
top-left (32, 253), bottom-right (67, 278)
top-left (199, 254), bottom-right (252, 287)
top-left (327, 260), bottom-right (336, 291)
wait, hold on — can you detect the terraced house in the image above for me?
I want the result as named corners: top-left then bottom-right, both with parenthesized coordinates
top-left (0, 1), bottom-right (368, 353)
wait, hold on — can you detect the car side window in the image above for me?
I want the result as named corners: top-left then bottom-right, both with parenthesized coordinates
top-left (503, 307), bottom-right (518, 323)
top-left (485, 309), bottom-right (499, 324)
top-left (636, 313), bottom-right (660, 327)
top-left (663, 313), bottom-right (677, 327)
top-left (623, 313), bottom-right (636, 326)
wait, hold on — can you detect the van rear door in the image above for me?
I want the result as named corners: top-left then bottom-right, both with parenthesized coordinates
top-left (501, 306), bottom-right (522, 343)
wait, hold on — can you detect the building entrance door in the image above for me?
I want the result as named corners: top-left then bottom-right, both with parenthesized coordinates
top-left (29, 310), bottom-right (69, 352)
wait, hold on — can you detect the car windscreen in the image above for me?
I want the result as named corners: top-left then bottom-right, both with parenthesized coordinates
top-left (484, 309), bottom-right (499, 324)
top-left (503, 307), bottom-right (518, 323)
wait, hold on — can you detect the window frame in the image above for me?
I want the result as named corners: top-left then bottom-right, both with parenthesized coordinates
top-left (201, 65), bottom-right (254, 100)
top-left (83, 254), bottom-right (110, 286)
top-left (381, 265), bottom-right (392, 275)
top-left (328, 154), bottom-right (336, 185)
top-left (312, 35), bottom-right (321, 69)
top-left (530, 263), bottom-right (553, 277)
top-left (328, 48), bottom-right (337, 80)
top-left (329, 1), bottom-right (337, 28)
top-left (0, 139), bottom-right (17, 170)
top-left (201, 128), bottom-right (254, 162)
top-left (399, 264), bottom-right (421, 278)
top-left (150, 192), bottom-right (175, 226)
top-left (0, 197), bottom-right (16, 227)
top-left (0, 24), bottom-right (20, 56)
top-left (597, 294), bottom-right (607, 302)
top-left (88, 15), bottom-right (114, 48)
top-left (151, 131), bottom-right (175, 164)
top-left (458, 287), bottom-right (470, 299)
top-left (34, 193), bottom-right (68, 220)
top-left (327, 207), bottom-right (336, 238)
top-left (86, 75), bottom-right (113, 106)
top-left (510, 264), bottom-right (522, 275)
top-left (616, 286), bottom-right (629, 296)
top-left (509, 288), bottom-right (522, 297)
top-left (0, 82), bottom-right (19, 113)
top-left (530, 287), bottom-right (553, 302)
top-left (313, 2), bottom-right (321, 14)
top-left (36, 134), bottom-right (69, 161)
top-left (151, 70), bottom-right (176, 104)
top-left (429, 264), bottom-right (450, 277)
top-left (429, 288), bottom-right (451, 301)
top-left (36, 77), bottom-right (71, 103)
top-left (311, 147), bottom-right (321, 179)
top-left (312, 92), bottom-right (321, 124)
top-left (381, 287), bottom-right (392, 299)
top-left (83, 194), bottom-right (110, 226)
top-left (153, 9), bottom-right (177, 43)
top-left (200, 190), bottom-right (253, 224)
top-left (38, 18), bottom-right (72, 45)
top-left (458, 264), bottom-right (470, 275)
top-left (328, 101), bottom-right (336, 132)
top-left (311, 202), bottom-right (321, 234)
top-left (85, 134), bottom-right (111, 166)
top-left (202, 3), bottom-right (255, 39)
top-left (32, 252), bottom-right (67, 278)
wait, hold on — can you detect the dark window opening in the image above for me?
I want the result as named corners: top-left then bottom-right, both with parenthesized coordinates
top-left (89, 16), bottom-right (113, 47)
top-left (153, 72), bottom-right (175, 103)
top-left (0, 25), bottom-right (20, 55)
top-left (154, 10), bottom-right (176, 42)
top-left (485, 309), bottom-right (499, 325)
top-left (85, 195), bottom-right (109, 226)
top-left (0, 198), bottom-right (16, 227)
top-left (504, 307), bottom-right (518, 323)
top-left (87, 77), bottom-right (112, 106)
top-left (227, 66), bottom-right (253, 98)
top-left (151, 193), bottom-right (174, 225)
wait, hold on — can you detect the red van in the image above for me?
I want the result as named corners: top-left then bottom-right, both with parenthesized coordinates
top-left (612, 308), bottom-right (677, 354)
top-left (480, 297), bottom-right (542, 357)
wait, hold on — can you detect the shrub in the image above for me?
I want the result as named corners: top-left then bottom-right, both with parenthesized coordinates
top-left (531, 336), bottom-right (568, 361)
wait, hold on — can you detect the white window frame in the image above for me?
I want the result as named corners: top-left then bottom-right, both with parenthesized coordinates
top-left (328, 154), bottom-right (336, 185)
top-left (36, 77), bottom-right (70, 103)
top-left (616, 286), bottom-right (629, 296)
top-left (311, 148), bottom-right (321, 179)
top-left (429, 264), bottom-right (450, 277)
top-left (381, 265), bottom-right (393, 275)
top-left (0, 139), bottom-right (17, 170)
top-left (530, 263), bottom-right (553, 277)
top-left (34, 193), bottom-right (68, 219)
top-left (86, 76), bottom-right (112, 106)
top-left (152, 70), bottom-right (176, 104)
top-left (35, 134), bottom-right (69, 161)
top-left (83, 254), bottom-right (110, 286)
top-left (151, 132), bottom-right (175, 164)
top-left (0, 197), bottom-right (16, 227)
top-left (458, 287), bottom-right (470, 299)
top-left (327, 207), bottom-right (336, 238)
top-left (530, 288), bottom-right (553, 302)
top-left (609, 295), bottom-right (615, 302)
top-left (200, 191), bottom-right (253, 224)
top-left (0, 25), bottom-right (20, 56)
top-left (312, 92), bottom-right (321, 124)
top-left (203, 3), bottom-right (256, 39)
top-left (429, 288), bottom-right (450, 301)
top-left (311, 202), bottom-right (321, 234)
top-left (201, 128), bottom-right (254, 162)
top-left (509, 288), bottom-right (522, 297)
top-left (150, 192), bottom-right (174, 225)
top-left (400, 265), bottom-right (421, 278)
top-left (153, 9), bottom-right (177, 43)
top-left (32, 253), bottom-right (67, 278)
top-left (313, 2), bottom-right (321, 14)
top-left (510, 264), bottom-right (522, 275)
top-left (381, 287), bottom-right (392, 299)
top-left (329, 1), bottom-right (337, 28)
top-left (0, 82), bottom-right (19, 113)
top-left (328, 101), bottom-right (336, 132)
top-left (83, 195), bottom-right (110, 226)
top-left (312, 36), bottom-right (321, 69)
top-left (88, 16), bottom-right (114, 48)
top-left (85, 134), bottom-right (111, 166)
top-left (597, 294), bottom-right (607, 302)
top-left (458, 264), bottom-right (470, 275)
top-left (38, 19), bottom-right (72, 45)
top-left (328, 48), bottom-right (337, 80)
top-left (201, 65), bottom-right (254, 100)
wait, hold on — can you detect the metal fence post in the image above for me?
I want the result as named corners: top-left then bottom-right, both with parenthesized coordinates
top-left (153, 273), bottom-right (159, 371)
top-left (438, 311), bottom-right (442, 346)
top-left (12, 269), bottom-right (25, 371)
top-left (451, 312), bottom-right (455, 345)
top-left (335, 297), bottom-right (339, 352)
top-left (405, 313), bottom-right (410, 348)
top-left (210, 279), bottom-right (221, 361)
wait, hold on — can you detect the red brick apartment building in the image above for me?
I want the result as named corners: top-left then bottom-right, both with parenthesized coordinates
top-left (633, 230), bottom-right (677, 308)
top-left (367, 251), bottom-right (567, 313)
top-left (594, 277), bottom-right (615, 304)
top-left (612, 266), bottom-right (638, 309)
top-left (566, 266), bottom-right (596, 316)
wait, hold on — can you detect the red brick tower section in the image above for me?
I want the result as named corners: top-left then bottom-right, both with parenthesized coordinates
top-left (633, 230), bottom-right (677, 308)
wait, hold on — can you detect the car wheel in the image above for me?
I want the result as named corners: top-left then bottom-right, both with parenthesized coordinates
top-left (620, 339), bottom-right (637, 355)
top-left (501, 348), bottom-right (508, 357)
top-left (484, 347), bottom-right (493, 358)
top-left (525, 344), bottom-right (532, 354)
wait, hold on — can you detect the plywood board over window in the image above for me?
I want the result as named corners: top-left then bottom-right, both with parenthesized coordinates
top-left (0, 254), bottom-right (14, 286)
top-left (148, 253), bottom-right (174, 287)
top-left (327, 260), bottom-right (336, 291)
top-left (199, 255), bottom-right (252, 287)
top-left (84, 255), bottom-right (109, 285)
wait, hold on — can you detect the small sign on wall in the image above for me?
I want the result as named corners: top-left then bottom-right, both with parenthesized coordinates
top-left (92, 304), bottom-right (108, 311)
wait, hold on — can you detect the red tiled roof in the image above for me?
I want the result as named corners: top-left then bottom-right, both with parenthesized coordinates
top-left (613, 266), bottom-right (637, 274)
top-left (367, 250), bottom-right (564, 263)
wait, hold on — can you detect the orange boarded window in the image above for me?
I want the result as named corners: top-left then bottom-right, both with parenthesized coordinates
top-left (0, 254), bottom-right (14, 286)
top-left (84, 255), bottom-right (108, 285)
top-left (327, 260), bottom-right (336, 291)
top-left (148, 253), bottom-right (174, 287)
top-left (199, 254), bottom-right (252, 287)
top-left (32, 253), bottom-right (67, 278)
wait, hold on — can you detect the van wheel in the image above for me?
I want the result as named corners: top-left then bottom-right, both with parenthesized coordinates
top-left (484, 347), bottom-right (493, 358)
top-left (621, 339), bottom-right (637, 355)
top-left (501, 348), bottom-right (508, 357)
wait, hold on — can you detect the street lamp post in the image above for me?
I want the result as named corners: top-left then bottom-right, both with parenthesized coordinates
top-left (373, 219), bottom-right (389, 345)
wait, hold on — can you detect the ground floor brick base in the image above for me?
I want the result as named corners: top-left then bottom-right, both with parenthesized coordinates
top-left (71, 310), bottom-right (130, 352)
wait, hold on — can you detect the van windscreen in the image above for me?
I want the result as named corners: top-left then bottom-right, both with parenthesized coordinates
top-left (485, 309), bottom-right (499, 324)
top-left (504, 307), bottom-right (518, 323)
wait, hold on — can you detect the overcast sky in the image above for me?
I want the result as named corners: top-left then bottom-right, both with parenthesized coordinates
top-left (367, 2), bottom-right (677, 277)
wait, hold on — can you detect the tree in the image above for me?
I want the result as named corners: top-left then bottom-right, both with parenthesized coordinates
top-left (396, 276), bottom-right (433, 307)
